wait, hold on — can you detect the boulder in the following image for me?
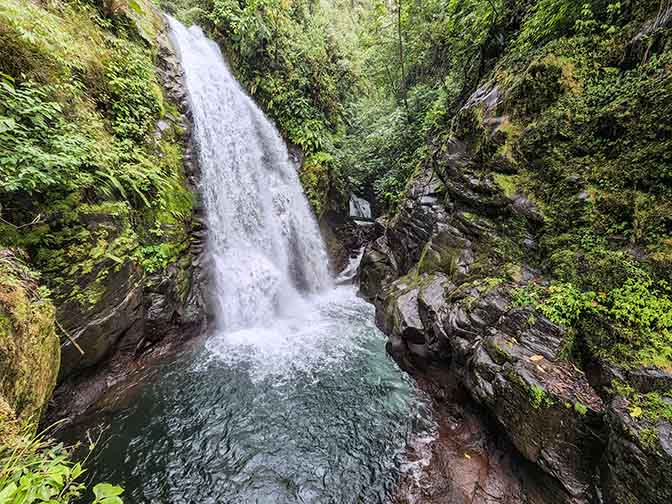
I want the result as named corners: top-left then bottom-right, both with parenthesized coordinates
top-left (602, 396), bottom-right (672, 504)
top-left (360, 235), bottom-right (398, 302)
top-left (377, 274), bottom-right (608, 501)
top-left (465, 304), bottom-right (606, 500)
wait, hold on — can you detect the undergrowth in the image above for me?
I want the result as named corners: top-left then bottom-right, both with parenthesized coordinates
top-left (0, 0), bottom-right (193, 306)
top-left (0, 424), bottom-right (124, 504)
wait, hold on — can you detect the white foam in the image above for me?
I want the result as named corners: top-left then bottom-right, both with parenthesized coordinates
top-left (205, 286), bottom-right (377, 382)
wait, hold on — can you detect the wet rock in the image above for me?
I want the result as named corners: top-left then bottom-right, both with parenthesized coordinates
top-left (393, 378), bottom-right (588, 504)
top-left (319, 208), bottom-right (382, 275)
top-left (377, 275), bottom-right (608, 501)
top-left (512, 194), bottom-right (545, 224)
top-left (360, 235), bottom-right (398, 302)
top-left (385, 167), bottom-right (448, 275)
top-left (417, 274), bottom-right (453, 359)
top-left (602, 396), bottom-right (672, 504)
top-left (627, 367), bottom-right (672, 394)
top-left (417, 227), bottom-right (473, 280)
top-left (349, 194), bottom-right (373, 221)
top-left (58, 261), bottom-right (143, 380)
top-left (462, 83), bottom-right (501, 115)
top-left (380, 278), bottom-right (424, 356)
top-left (154, 119), bottom-right (171, 139)
top-left (142, 260), bottom-right (205, 347)
top-left (465, 304), bottom-right (606, 501)
top-left (362, 152), bottom-right (606, 497)
top-left (354, 46), bottom-right (672, 502)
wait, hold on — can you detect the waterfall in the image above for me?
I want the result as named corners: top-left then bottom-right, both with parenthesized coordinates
top-left (168, 17), bottom-right (331, 332)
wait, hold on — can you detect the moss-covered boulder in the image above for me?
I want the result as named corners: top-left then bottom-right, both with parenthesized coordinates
top-left (466, 302), bottom-right (606, 500)
top-left (0, 249), bottom-right (59, 431)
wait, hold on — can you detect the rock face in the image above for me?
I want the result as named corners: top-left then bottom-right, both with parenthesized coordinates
top-left (48, 19), bottom-right (207, 421)
top-left (465, 302), bottom-right (606, 500)
top-left (602, 397), bottom-right (672, 504)
top-left (142, 23), bottom-right (209, 345)
top-left (359, 79), bottom-right (672, 502)
top-left (320, 204), bottom-right (382, 274)
top-left (58, 261), bottom-right (143, 379)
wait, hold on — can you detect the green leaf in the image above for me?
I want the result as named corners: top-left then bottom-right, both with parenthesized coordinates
top-left (127, 0), bottom-right (144, 15)
top-left (71, 462), bottom-right (85, 480)
top-left (93, 483), bottom-right (124, 500)
top-left (101, 497), bottom-right (124, 504)
top-left (0, 482), bottom-right (18, 504)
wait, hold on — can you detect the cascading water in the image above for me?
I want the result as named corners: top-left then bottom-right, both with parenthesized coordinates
top-left (61, 18), bottom-right (435, 504)
top-left (168, 18), bottom-right (331, 331)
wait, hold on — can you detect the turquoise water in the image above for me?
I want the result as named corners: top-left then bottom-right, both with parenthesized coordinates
top-left (68, 287), bottom-right (433, 503)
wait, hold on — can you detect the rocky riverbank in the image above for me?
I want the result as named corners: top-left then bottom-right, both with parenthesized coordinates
top-left (358, 7), bottom-right (672, 500)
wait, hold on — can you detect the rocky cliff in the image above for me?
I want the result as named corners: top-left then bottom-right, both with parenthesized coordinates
top-left (0, 0), bottom-right (207, 424)
top-left (360, 3), bottom-right (672, 502)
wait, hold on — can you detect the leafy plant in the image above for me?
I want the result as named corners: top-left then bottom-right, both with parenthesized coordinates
top-left (529, 384), bottom-right (554, 409)
top-left (0, 425), bottom-right (123, 504)
top-left (103, 40), bottom-right (163, 143)
top-left (91, 483), bottom-right (124, 504)
top-left (0, 76), bottom-right (90, 193)
top-left (134, 243), bottom-right (182, 273)
top-left (538, 282), bottom-right (601, 328)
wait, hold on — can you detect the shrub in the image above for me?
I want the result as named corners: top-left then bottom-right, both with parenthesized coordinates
top-left (0, 425), bottom-right (124, 504)
top-left (0, 76), bottom-right (91, 194)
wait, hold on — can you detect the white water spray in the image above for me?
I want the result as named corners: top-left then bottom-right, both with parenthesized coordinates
top-left (168, 18), bottom-right (331, 332)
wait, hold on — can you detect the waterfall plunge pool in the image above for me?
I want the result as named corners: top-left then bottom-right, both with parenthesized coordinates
top-left (62, 286), bottom-right (435, 503)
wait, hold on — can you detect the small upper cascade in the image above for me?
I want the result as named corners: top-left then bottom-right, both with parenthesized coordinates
top-left (167, 17), bottom-right (331, 332)
top-left (349, 194), bottom-right (372, 221)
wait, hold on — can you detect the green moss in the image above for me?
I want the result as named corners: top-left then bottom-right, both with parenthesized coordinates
top-left (418, 236), bottom-right (461, 277)
top-left (299, 152), bottom-right (333, 217)
top-left (486, 339), bottom-right (514, 365)
top-left (510, 273), bottom-right (672, 371)
top-left (0, 250), bottom-right (59, 431)
top-left (613, 380), bottom-right (672, 424)
top-left (574, 402), bottom-right (588, 415)
top-left (493, 174), bottom-right (519, 199)
top-left (477, 276), bottom-right (505, 294)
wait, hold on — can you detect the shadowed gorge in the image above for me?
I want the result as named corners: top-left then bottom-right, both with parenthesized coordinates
top-left (1, 0), bottom-right (671, 503)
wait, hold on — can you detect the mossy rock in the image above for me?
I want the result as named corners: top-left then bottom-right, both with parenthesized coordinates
top-left (603, 395), bottom-right (672, 504)
top-left (0, 250), bottom-right (59, 432)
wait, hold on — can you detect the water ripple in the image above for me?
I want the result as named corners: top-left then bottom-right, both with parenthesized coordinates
top-left (66, 288), bottom-right (434, 503)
